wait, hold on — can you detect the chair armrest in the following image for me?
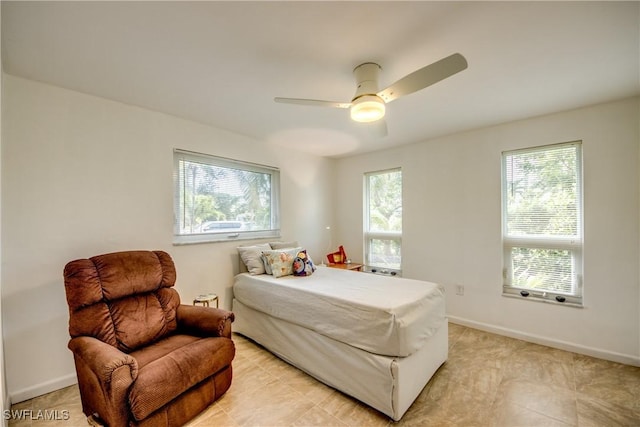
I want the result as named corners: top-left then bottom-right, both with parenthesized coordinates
top-left (69, 337), bottom-right (138, 383)
top-left (68, 337), bottom-right (138, 427)
top-left (176, 305), bottom-right (235, 338)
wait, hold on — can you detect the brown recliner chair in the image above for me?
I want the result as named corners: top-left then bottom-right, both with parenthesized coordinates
top-left (63, 250), bottom-right (235, 427)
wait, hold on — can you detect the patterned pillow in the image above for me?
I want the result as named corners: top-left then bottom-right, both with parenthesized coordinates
top-left (292, 250), bottom-right (316, 276)
top-left (262, 247), bottom-right (302, 278)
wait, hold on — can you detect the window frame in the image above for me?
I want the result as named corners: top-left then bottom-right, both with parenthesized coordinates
top-left (173, 149), bottom-right (280, 245)
top-left (364, 168), bottom-right (402, 273)
top-left (501, 141), bottom-right (583, 306)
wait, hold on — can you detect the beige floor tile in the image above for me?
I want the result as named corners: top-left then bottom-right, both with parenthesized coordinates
top-left (495, 378), bottom-right (578, 426)
top-left (315, 389), bottom-right (356, 415)
top-left (454, 327), bottom-right (525, 349)
top-left (7, 399), bottom-right (34, 427)
top-left (423, 379), bottom-right (496, 426)
top-left (10, 325), bottom-right (640, 427)
top-left (30, 385), bottom-right (80, 409)
top-left (328, 399), bottom-right (391, 427)
top-left (576, 393), bottom-right (640, 427)
top-left (7, 418), bottom-right (32, 427)
top-left (574, 354), bottom-right (640, 412)
top-left (489, 399), bottom-right (574, 427)
top-left (447, 322), bottom-right (467, 348)
top-left (502, 347), bottom-right (576, 391)
top-left (8, 386), bottom-right (84, 427)
top-left (432, 359), bottom-right (502, 401)
top-left (517, 341), bottom-right (576, 364)
top-left (394, 397), bottom-right (452, 427)
top-left (9, 399), bottom-right (33, 411)
top-left (314, 388), bottom-right (390, 427)
top-left (24, 402), bottom-right (86, 427)
top-left (237, 398), bottom-right (315, 426)
top-left (255, 352), bottom-right (303, 381)
top-left (228, 358), bottom-right (281, 397)
top-left (223, 380), bottom-right (314, 426)
top-left (281, 369), bottom-right (336, 405)
top-left (291, 406), bottom-right (348, 427)
top-left (447, 328), bottom-right (524, 370)
top-left (185, 404), bottom-right (239, 427)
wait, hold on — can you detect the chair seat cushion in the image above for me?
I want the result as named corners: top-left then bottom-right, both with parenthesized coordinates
top-left (128, 335), bottom-right (235, 421)
top-left (130, 334), bottom-right (200, 369)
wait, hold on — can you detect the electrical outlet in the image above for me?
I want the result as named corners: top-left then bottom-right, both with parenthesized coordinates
top-left (455, 285), bottom-right (465, 296)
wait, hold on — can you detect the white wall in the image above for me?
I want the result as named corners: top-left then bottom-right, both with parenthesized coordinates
top-left (1, 75), bottom-right (334, 402)
top-left (335, 97), bottom-right (640, 365)
top-left (2, 73), bottom-right (638, 404)
top-left (0, 4), bottom-right (8, 421)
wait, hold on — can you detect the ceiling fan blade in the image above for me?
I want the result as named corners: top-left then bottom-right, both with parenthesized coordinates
top-left (377, 53), bottom-right (468, 103)
top-left (357, 118), bottom-right (388, 138)
top-left (371, 118), bottom-right (388, 138)
top-left (274, 97), bottom-right (351, 109)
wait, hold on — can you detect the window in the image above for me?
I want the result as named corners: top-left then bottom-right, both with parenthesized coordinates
top-left (364, 168), bottom-right (402, 271)
top-left (501, 142), bottom-right (583, 306)
top-left (173, 149), bottom-right (280, 244)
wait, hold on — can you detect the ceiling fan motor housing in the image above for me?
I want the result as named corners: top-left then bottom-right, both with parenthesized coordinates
top-left (350, 63), bottom-right (386, 122)
top-left (352, 62), bottom-right (382, 99)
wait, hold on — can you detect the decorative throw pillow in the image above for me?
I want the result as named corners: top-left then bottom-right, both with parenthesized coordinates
top-left (262, 247), bottom-right (302, 278)
top-left (237, 243), bottom-right (272, 274)
top-left (292, 250), bottom-right (316, 276)
top-left (263, 245), bottom-right (299, 275)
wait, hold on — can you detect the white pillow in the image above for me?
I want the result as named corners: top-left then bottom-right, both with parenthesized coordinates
top-left (269, 241), bottom-right (299, 249)
top-left (237, 243), bottom-right (272, 274)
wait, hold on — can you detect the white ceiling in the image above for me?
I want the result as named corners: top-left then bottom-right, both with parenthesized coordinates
top-left (2, 1), bottom-right (639, 158)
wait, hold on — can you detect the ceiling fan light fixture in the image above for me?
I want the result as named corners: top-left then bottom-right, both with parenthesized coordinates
top-left (350, 95), bottom-right (385, 123)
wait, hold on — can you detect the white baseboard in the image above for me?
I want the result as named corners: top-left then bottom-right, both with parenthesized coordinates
top-left (447, 315), bottom-right (640, 367)
top-left (9, 373), bottom-right (77, 404)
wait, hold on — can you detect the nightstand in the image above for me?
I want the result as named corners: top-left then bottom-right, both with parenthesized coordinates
top-left (193, 293), bottom-right (219, 308)
top-left (327, 263), bottom-right (363, 272)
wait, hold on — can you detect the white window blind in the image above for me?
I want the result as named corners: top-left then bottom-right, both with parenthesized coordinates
top-left (502, 142), bottom-right (583, 306)
top-left (364, 168), bottom-right (402, 271)
top-left (173, 149), bottom-right (280, 244)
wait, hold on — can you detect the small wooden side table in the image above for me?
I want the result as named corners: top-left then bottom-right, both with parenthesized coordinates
top-left (327, 263), bottom-right (363, 272)
top-left (193, 293), bottom-right (219, 308)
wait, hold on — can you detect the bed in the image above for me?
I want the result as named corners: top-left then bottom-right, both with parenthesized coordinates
top-left (232, 264), bottom-right (448, 421)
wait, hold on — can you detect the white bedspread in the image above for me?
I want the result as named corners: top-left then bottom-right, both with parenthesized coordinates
top-left (232, 267), bottom-right (445, 357)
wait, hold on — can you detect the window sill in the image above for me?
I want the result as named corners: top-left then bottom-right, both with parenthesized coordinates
top-left (173, 230), bottom-right (280, 245)
top-left (502, 291), bottom-right (583, 308)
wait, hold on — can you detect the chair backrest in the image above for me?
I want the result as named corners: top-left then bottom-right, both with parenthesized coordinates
top-left (64, 250), bottom-right (180, 352)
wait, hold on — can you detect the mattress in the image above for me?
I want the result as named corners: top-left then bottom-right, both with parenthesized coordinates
top-left (232, 266), bottom-right (445, 357)
top-left (232, 298), bottom-right (449, 421)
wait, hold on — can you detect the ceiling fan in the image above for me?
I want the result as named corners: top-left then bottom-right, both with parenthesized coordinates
top-left (274, 53), bottom-right (468, 126)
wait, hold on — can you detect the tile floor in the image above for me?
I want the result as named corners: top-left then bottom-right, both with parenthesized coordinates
top-left (9, 323), bottom-right (640, 426)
